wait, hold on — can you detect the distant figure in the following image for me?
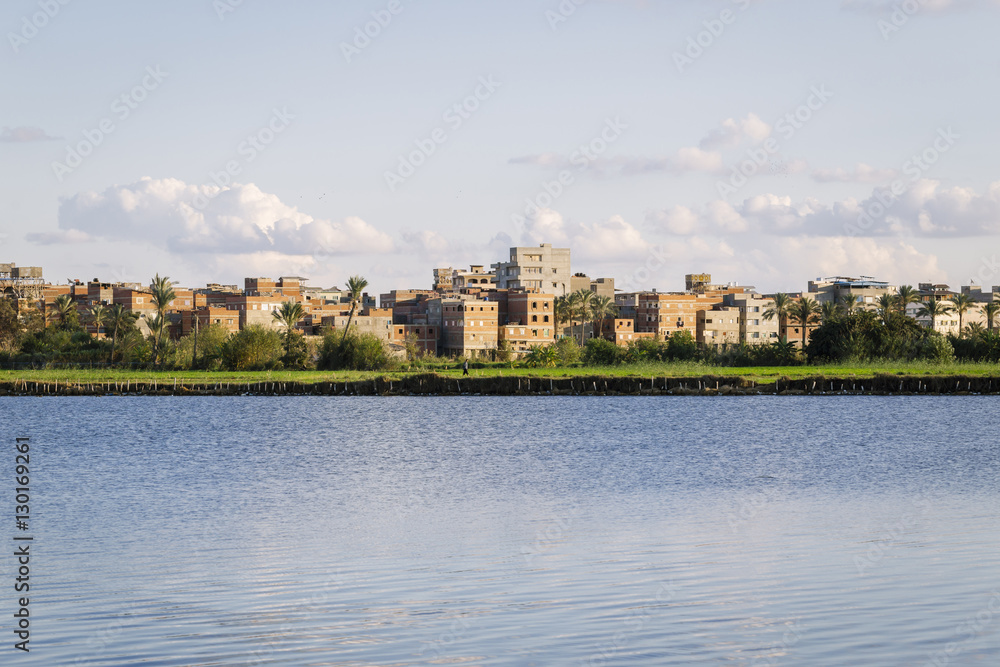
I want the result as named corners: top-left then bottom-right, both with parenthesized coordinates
top-left (462, 359), bottom-right (469, 376)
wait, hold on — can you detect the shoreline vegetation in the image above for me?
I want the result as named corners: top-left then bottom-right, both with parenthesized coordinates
top-left (3, 363), bottom-right (1000, 396)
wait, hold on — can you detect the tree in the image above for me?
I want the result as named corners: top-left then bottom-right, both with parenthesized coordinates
top-left (554, 296), bottom-right (571, 338)
top-left (820, 301), bottom-right (840, 324)
top-left (789, 297), bottom-right (821, 348)
top-left (221, 325), bottom-right (284, 370)
top-left (145, 313), bottom-right (168, 364)
top-left (918, 297), bottom-right (953, 331)
top-left (763, 293), bottom-right (794, 342)
top-left (89, 303), bottom-right (108, 337)
top-left (839, 293), bottom-right (860, 314)
top-left (896, 285), bottom-right (919, 316)
top-left (950, 293), bottom-right (977, 335)
top-left (340, 275), bottom-right (369, 345)
top-left (52, 295), bottom-right (76, 330)
top-left (574, 289), bottom-right (594, 343)
top-left (983, 301), bottom-right (1000, 334)
top-left (965, 322), bottom-right (986, 339)
top-left (272, 301), bottom-right (306, 356)
top-left (876, 294), bottom-right (896, 323)
top-left (108, 304), bottom-right (139, 363)
top-left (150, 274), bottom-right (176, 366)
top-left (0, 298), bottom-right (20, 352)
top-left (589, 294), bottom-right (617, 341)
top-left (525, 344), bottom-right (557, 368)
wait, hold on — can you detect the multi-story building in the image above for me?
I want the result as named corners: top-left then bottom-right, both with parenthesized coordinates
top-left (439, 298), bottom-right (499, 357)
top-left (569, 274), bottom-right (615, 299)
top-left (722, 292), bottom-right (780, 344)
top-left (391, 323), bottom-right (439, 356)
top-left (599, 318), bottom-right (654, 346)
top-left (808, 276), bottom-right (895, 309)
top-left (635, 289), bottom-right (745, 338)
top-left (0, 263), bottom-right (43, 300)
top-left (180, 308), bottom-right (240, 335)
top-left (492, 243), bottom-right (571, 296)
top-left (697, 307), bottom-right (742, 349)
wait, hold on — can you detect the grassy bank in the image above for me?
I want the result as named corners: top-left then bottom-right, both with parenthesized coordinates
top-left (1, 360), bottom-right (998, 386)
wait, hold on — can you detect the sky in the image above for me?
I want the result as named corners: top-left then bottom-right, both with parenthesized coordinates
top-left (2, 0), bottom-right (999, 296)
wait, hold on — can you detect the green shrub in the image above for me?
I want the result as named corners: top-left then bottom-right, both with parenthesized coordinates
top-left (221, 325), bottom-right (284, 371)
top-left (319, 331), bottom-right (394, 371)
top-left (582, 338), bottom-right (622, 365)
top-left (554, 337), bottom-right (580, 365)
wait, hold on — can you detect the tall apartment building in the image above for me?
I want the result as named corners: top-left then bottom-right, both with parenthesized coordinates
top-left (492, 243), bottom-right (571, 296)
top-left (697, 307), bottom-right (742, 349)
top-left (636, 289), bottom-right (745, 338)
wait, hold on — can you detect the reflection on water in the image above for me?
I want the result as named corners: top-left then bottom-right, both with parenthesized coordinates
top-left (3, 396), bottom-right (999, 665)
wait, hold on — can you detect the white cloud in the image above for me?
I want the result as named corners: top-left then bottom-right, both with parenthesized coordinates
top-left (647, 179), bottom-right (1000, 238)
top-left (49, 177), bottom-right (396, 257)
top-left (24, 229), bottom-right (93, 245)
top-left (699, 113), bottom-right (772, 151)
top-left (812, 163), bottom-right (898, 183)
top-left (521, 209), bottom-right (649, 261)
top-left (841, 0), bottom-right (995, 13)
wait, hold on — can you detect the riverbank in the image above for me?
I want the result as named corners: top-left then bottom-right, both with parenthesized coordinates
top-left (1, 372), bottom-right (998, 396)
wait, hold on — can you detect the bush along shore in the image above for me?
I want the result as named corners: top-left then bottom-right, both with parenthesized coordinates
top-left (3, 373), bottom-right (1000, 397)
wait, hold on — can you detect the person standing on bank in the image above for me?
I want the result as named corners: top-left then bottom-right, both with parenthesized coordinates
top-left (463, 359), bottom-right (469, 376)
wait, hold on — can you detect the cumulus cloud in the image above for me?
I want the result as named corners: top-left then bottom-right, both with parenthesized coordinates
top-left (699, 113), bottom-right (772, 151)
top-left (521, 209), bottom-right (650, 261)
top-left (812, 163), bottom-right (898, 183)
top-left (648, 179), bottom-right (1000, 238)
top-left (24, 229), bottom-right (93, 245)
top-left (0, 126), bottom-right (61, 143)
top-left (48, 177), bottom-right (395, 257)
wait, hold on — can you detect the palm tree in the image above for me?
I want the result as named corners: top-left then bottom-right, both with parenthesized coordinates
top-left (763, 293), bottom-right (794, 342)
top-left (820, 301), bottom-right (840, 324)
top-left (340, 275), bottom-right (369, 344)
top-left (589, 295), bottom-right (617, 341)
top-left (789, 297), bottom-right (821, 349)
top-left (108, 303), bottom-right (138, 363)
top-left (89, 303), bottom-right (108, 338)
top-left (917, 297), bottom-right (953, 331)
top-left (575, 289), bottom-right (595, 343)
top-left (52, 295), bottom-right (75, 329)
top-left (150, 274), bottom-right (176, 366)
top-left (554, 296), bottom-right (572, 339)
top-left (950, 293), bottom-right (977, 335)
top-left (876, 293), bottom-right (896, 323)
top-left (565, 291), bottom-right (582, 344)
top-left (273, 301), bottom-right (306, 356)
top-left (965, 322), bottom-right (986, 339)
top-left (983, 301), bottom-right (1000, 334)
top-left (896, 285), bottom-right (919, 316)
top-left (839, 293), bottom-right (860, 314)
top-left (525, 344), bottom-right (557, 368)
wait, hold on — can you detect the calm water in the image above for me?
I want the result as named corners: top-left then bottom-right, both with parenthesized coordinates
top-left (2, 396), bottom-right (1000, 666)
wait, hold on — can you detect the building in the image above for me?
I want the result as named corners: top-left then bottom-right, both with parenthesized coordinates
top-left (635, 290), bottom-right (745, 338)
top-left (492, 243), bottom-right (571, 296)
top-left (722, 292), bottom-right (780, 344)
top-left (0, 263), bottom-right (43, 300)
top-left (599, 318), bottom-right (654, 346)
top-left (697, 307), bottom-right (742, 349)
top-left (808, 276), bottom-right (895, 309)
top-left (439, 298), bottom-right (499, 357)
top-left (569, 274), bottom-right (615, 299)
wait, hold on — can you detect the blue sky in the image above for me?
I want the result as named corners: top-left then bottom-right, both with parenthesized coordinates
top-left (2, 0), bottom-right (999, 295)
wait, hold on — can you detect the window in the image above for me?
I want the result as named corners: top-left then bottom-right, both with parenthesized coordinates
top-left (532, 330), bottom-right (538, 337)
top-left (532, 315), bottom-right (538, 323)
top-left (532, 302), bottom-right (538, 309)
top-left (543, 315), bottom-right (549, 323)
